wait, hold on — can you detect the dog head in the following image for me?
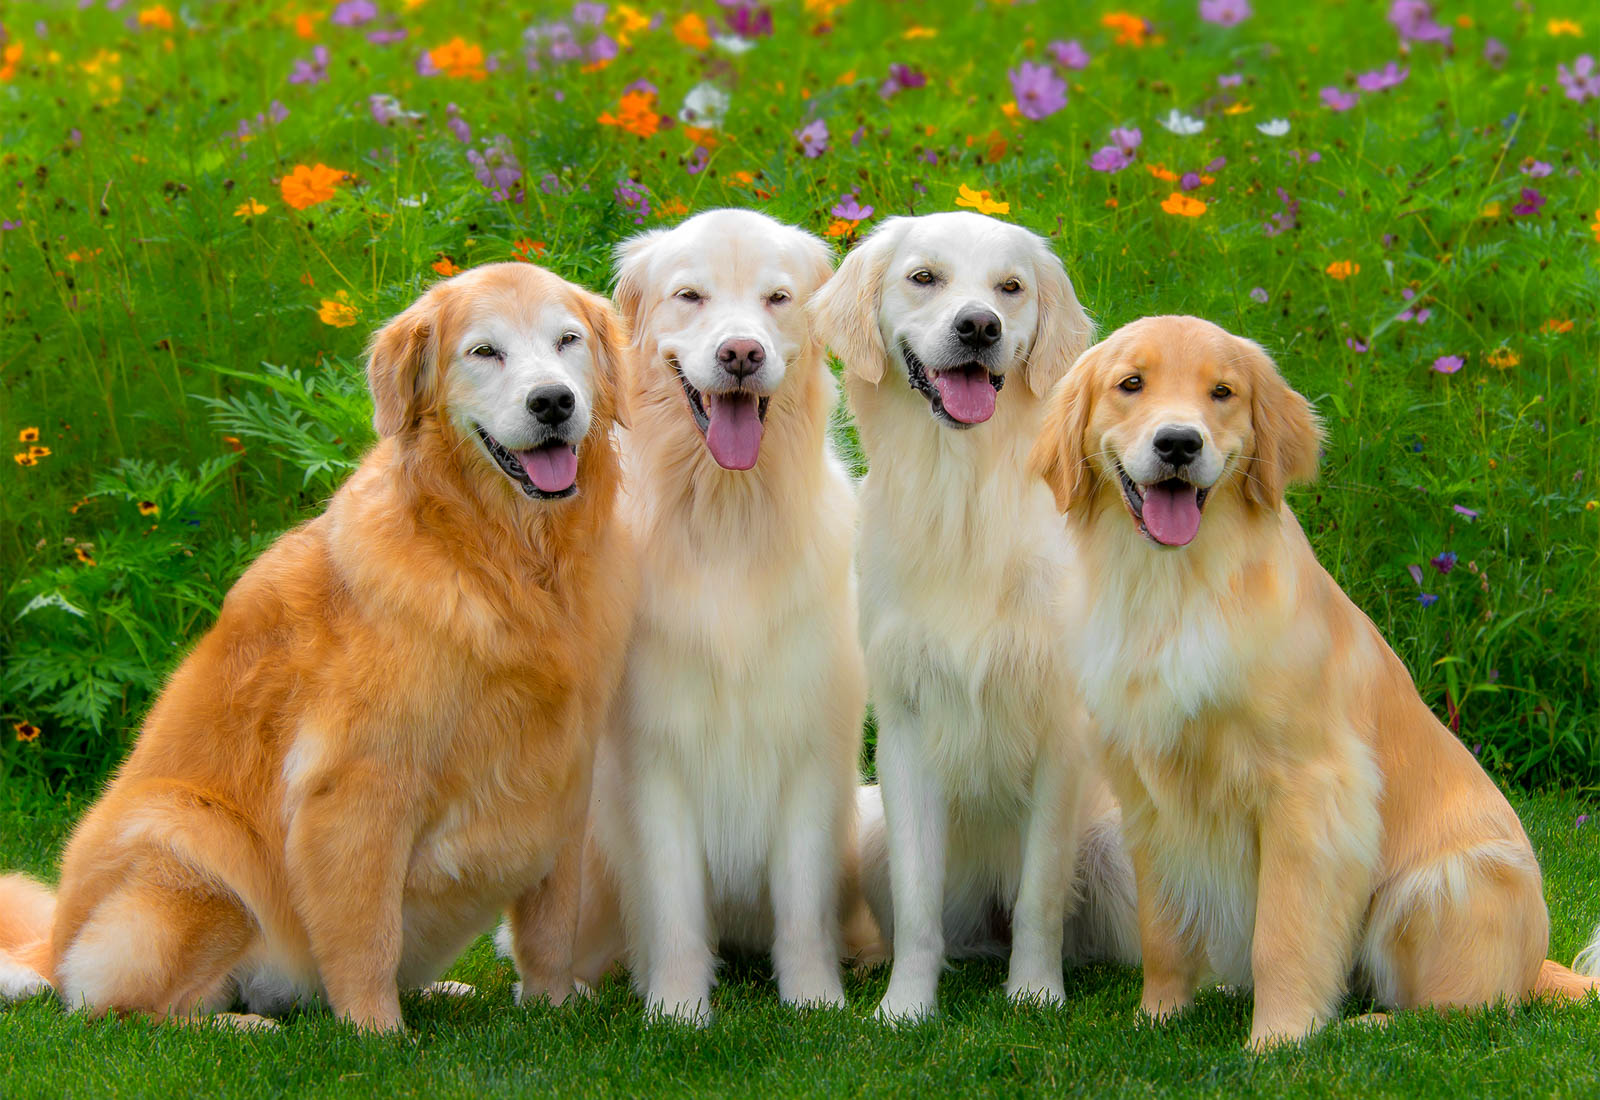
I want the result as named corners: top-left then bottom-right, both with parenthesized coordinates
top-left (612, 208), bottom-right (834, 471)
top-left (1030, 315), bottom-right (1322, 547)
top-left (366, 262), bottom-right (627, 501)
top-left (810, 211), bottom-right (1090, 429)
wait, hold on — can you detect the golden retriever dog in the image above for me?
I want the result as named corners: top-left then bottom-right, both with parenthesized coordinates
top-left (810, 212), bottom-right (1140, 1023)
top-left (568, 209), bottom-right (870, 1024)
top-left (1029, 314), bottom-right (1600, 1047)
top-left (0, 263), bottom-right (635, 1031)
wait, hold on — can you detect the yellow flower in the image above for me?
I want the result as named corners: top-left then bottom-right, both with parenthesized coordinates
top-left (1480, 202), bottom-right (1501, 219)
top-left (609, 4), bottom-right (651, 47)
top-left (75, 546), bottom-right (97, 566)
top-left (18, 427), bottom-right (39, 443)
top-left (281, 164), bottom-right (346, 211)
top-left (13, 452), bottom-right (36, 467)
top-left (429, 37), bottom-right (487, 80)
top-left (1161, 192), bottom-right (1207, 218)
top-left (1485, 347), bottom-right (1519, 369)
top-left (318, 290), bottom-right (359, 328)
top-left (431, 257), bottom-right (461, 277)
top-left (1547, 19), bottom-right (1582, 35)
top-left (674, 13), bottom-right (712, 50)
top-left (904, 26), bottom-right (937, 39)
top-left (138, 6), bottom-right (175, 31)
top-left (13, 721), bottom-right (41, 743)
top-left (28, 446), bottom-right (50, 459)
top-left (138, 500), bottom-right (160, 516)
top-left (1325, 260), bottom-right (1360, 280)
top-left (955, 184), bottom-right (1010, 216)
top-left (1224, 102), bottom-right (1253, 115)
top-left (233, 198), bottom-right (268, 218)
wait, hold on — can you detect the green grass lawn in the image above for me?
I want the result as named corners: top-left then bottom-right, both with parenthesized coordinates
top-left (2, 783), bottom-right (1597, 1098)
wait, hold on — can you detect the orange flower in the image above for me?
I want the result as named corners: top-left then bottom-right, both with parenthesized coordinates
top-left (1547, 19), bottom-right (1582, 36)
top-left (682, 126), bottom-right (722, 149)
top-left (1590, 208), bottom-right (1600, 242)
top-left (1541, 318), bottom-right (1573, 334)
top-left (955, 184), bottom-right (1010, 216)
top-left (138, 500), bottom-right (160, 516)
top-left (233, 198), bottom-right (268, 218)
top-left (223, 435), bottom-right (245, 454)
top-left (825, 218), bottom-right (858, 238)
top-left (13, 721), bottom-right (40, 743)
top-left (904, 26), bottom-right (937, 39)
top-left (1325, 260), bottom-right (1360, 280)
top-left (835, 69), bottom-right (856, 86)
top-left (294, 11), bottom-right (322, 39)
top-left (511, 238), bottom-right (547, 261)
top-left (0, 43), bottom-right (23, 83)
top-left (66, 248), bottom-right (103, 263)
top-left (280, 164), bottom-right (346, 211)
top-left (429, 37), bottom-right (487, 80)
top-left (656, 198), bottom-right (690, 218)
top-left (75, 546), bottom-right (97, 566)
top-left (18, 427), bottom-right (39, 443)
top-left (1105, 197), bottom-right (1120, 208)
top-left (431, 257), bottom-right (461, 277)
top-left (1161, 192), bottom-right (1207, 218)
top-left (1485, 347), bottom-right (1519, 369)
top-left (1102, 12), bottom-right (1149, 46)
top-left (1146, 162), bottom-right (1179, 182)
top-left (1479, 202), bottom-right (1502, 218)
top-left (674, 13), bottom-right (712, 50)
top-left (598, 90), bottom-right (663, 138)
top-left (138, 5), bottom-right (175, 31)
top-left (318, 290), bottom-right (359, 328)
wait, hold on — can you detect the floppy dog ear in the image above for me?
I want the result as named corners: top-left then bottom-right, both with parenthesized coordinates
top-left (1022, 239), bottom-right (1094, 399)
top-left (611, 229), bottom-right (667, 340)
top-left (366, 292), bottom-right (439, 438)
top-left (1237, 337), bottom-right (1323, 509)
top-left (575, 288), bottom-right (631, 430)
top-left (808, 219), bottom-right (904, 385)
top-left (1027, 345), bottom-right (1101, 514)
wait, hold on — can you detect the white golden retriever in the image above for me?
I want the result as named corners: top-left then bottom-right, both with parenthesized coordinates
top-left (573, 209), bottom-right (870, 1024)
top-left (810, 212), bottom-right (1140, 1022)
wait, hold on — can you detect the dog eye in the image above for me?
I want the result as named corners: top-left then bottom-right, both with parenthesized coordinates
top-left (1211, 382), bottom-right (1233, 400)
top-left (999, 277), bottom-right (1023, 294)
top-left (1118, 374), bottom-right (1143, 393)
top-left (469, 344), bottom-right (500, 358)
top-left (908, 269), bottom-right (936, 286)
top-left (767, 290), bottom-right (790, 305)
top-left (675, 288), bottom-right (703, 303)
top-left (558, 331), bottom-right (582, 349)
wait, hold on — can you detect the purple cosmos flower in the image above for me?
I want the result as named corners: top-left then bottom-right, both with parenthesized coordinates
top-left (467, 135), bottom-right (523, 201)
top-left (1249, 287), bottom-right (1269, 304)
top-left (288, 45), bottom-right (330, 85)
top-left (1205, 155), bottom-right (1227, 172)
top-left (1110, 127), bottom-right (1142, 155)
top-left (879, 63), bottom-right (927, 100)
top-left (1452, 504), bottom-right (1478, 520)
top-left (1356, 62), bottom-right (1409, 92)
top-left (1388, 0), bottom-right (1450, 44)
top-left (1407, 564), bottom-right (1425, 587)
top-left (1199, 0), bottom-right (1252, 27)
top-left (367, 28), bottom-right (407, 45)
top-left (369, 94), bottom-right (422, 127)
top-left (588, 34), bottom-right (618, 63)
top-left (1049, 39), bottom-right (1090, 70)
top-left (330, 0), bottom-right (376, 27)
top-left (1009, 61), bottom-right (1067, 121)
top-left (446, 103), bottom-right (472, 144)
top-left (1520, 160), bottom-right (1552, 178)
top-left (1180, 171), bottom-right (1204, 191)
top-left (795, 118), bottom-right (829, 158)
top-left (1089, 147), bottom-right (1131, 172)
top-left (573, 2), bottom-right (607, 24)
top-left (1346, 337), bottom-right (1369, 353)
top-left (1483, 38), bottom-right (1508, 67)
top-left (539, 173), bottom-right (563, 195)
top-left (1432, 355), bottom-right (1463, 374)
top-left (1417, 592), bottom-right (1439, 608)
top-left (417, 51), bottom-right (440, 76)
top-left (1218, 72), bottom-right (1244, 88)
top-left (1512, 188), bottom-right (1545, 217)
top-left (1578, 815), bottom-right (1590, 828)
top-left (719, 1), bottom-right (773, 38)
top-left (1, 219), bottom-right (21, 232)
top-left (685, 146), bottom-right (709, 175)
top-left (614, 177), bottom-right (651, 224)
top-left (1320, 86), bottom-right (1359, 111)
top-left (1262, 187), bottom-right (1299, 237)
top-left (1557, 56), bottom-right (1599, 103)
top-left (1398, 288), bottom-right (1431, 324)
top-left (1431, 551), bottom-right (1457, 574)
top-left (831, 192), bottom-right (874, 220)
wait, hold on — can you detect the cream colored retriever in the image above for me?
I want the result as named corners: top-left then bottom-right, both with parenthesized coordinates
top-left (0, 263), bottom-right (635, 1030)
top-left (1029, 314), bottom-right (1600, 1046)
top-left (571, 209), bottom-right (869, 1024)
top-left (811, 212), bottom-right (1140, 1023)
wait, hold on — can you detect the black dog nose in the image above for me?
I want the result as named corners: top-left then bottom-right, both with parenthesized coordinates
top-left (716, 338), bottom-right (766, 379)
top-left (953, 307), bottom-right (1002, 351)
top-left (1153, 426), bottom-right (1204, 466)
top-left (527, 383), bottom-right (576, 426)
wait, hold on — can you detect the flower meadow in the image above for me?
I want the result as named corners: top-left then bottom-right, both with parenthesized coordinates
top-left (1, 0), bottom-right (1597, 790)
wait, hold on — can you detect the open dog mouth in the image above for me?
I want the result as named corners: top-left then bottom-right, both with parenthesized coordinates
top-left (476, 426), bottom-right (579, 499)
top-left (901, 342), bottom-right (1004, 428)
top-left (1116, 462), bottom-right (1210, 548)
top-left (671, 359), bottom-right (771, 471)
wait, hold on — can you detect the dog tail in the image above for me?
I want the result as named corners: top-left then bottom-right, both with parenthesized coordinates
top-left (1067, 803), bottom-right (1142, 967)
top-left (0, 874), bottom-right (56, 1003)
top-left (1532, 924), bottom-right (1600, 1001)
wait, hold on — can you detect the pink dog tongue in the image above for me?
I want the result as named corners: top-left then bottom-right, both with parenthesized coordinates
top-left (517, 443), bottom-right (578, 494)
top-left (933, 367), bottom-right (997, 424)
top-left (704, 392), bottom-right (764, 470)
top-left (1141, 482), bottom-right (1202, 546)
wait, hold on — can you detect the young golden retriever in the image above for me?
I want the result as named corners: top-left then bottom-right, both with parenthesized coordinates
top-left (567, 209), bottom-right (871, 1025)
top-left (810, 212), bottom-right (1139, 1023)
top-left (1029, 314), bottom-right (1600, 1047)
top-left (0, 263), bottom-right (636, 1031)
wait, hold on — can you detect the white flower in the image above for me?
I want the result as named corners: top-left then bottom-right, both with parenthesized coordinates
top-left (713, 34), bottom-right (754, 55)
top-left (1158, 109), bottom-right (1206, 136)
top-left (1255, 118), bottom-right (1290, 137)
top-left (679, 83), bottom-right (730, 128)
top-left (399, 193), bottom-right (428, 208)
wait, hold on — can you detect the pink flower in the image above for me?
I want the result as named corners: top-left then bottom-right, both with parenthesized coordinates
top-left (1008, 61), bottom-right (1068, 120)
top-left (1320, 86), bottom-right (1359, 111)
top-left (1557, 55), bottom-right (1599, 103)
top-left (1089, 146), bottom-right (1131, 172)
top-left (1049, 40), bottom-right (1090, 70)
top-left (1199, 0), bottom-right (1252, 26)
top-left (1431, 355), bottom-right (1463, 374)
top-left (1389, 0), bottom-right (1450, 44)
top-left (1356, 62), bottom-right (1409, 92)
top-left (795, 119), bottom-right (829, 158)
top-left (1109, 126), bottom-right (1142, 155)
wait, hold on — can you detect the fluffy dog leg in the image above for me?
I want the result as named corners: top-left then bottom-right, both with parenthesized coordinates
top-left (1006, 756), bottom-right (1079, 1006)
top-left (1529, 923), bottom-right (1600, 1000)
top-left (1068, 807), bottom-right (1142, 966)
top-left (874, 717), bottom-right (947, 1023)
top-left (633, 772), bottom-right (714, 1026)
top-left (0, 874), bottom-right (55, 1003)
top-left (770, 763), bottom-right (846, 1009)
top-left (506, 827), bottom-right (585, 1007)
